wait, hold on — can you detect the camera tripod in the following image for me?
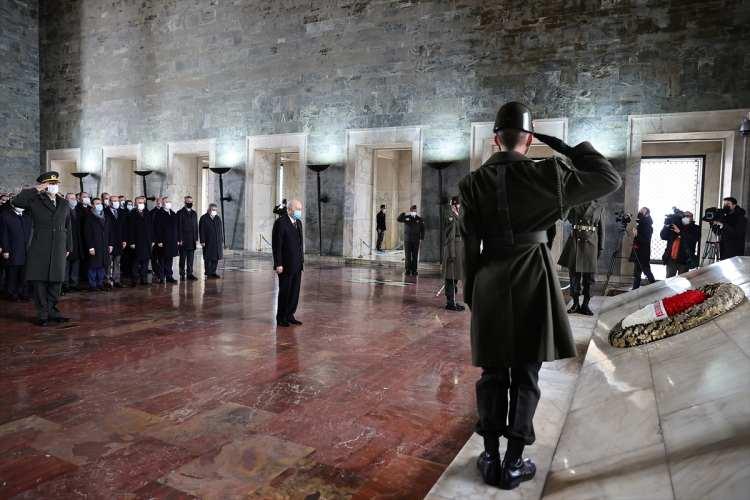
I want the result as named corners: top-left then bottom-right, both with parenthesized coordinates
top-left (603, 225), bottom-right (642, 296)
top-left (700, 226), bottom-right (721, 267)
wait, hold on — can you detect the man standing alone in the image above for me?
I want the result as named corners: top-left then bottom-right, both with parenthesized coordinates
top-left (376, 204), bottom-right (386, 252)
top-left (397, 205), bottom-right (425, 275)
top-left (272, 199), bottom-right (304, 327)
top-left (12, 172), bottom-right (72, 325)
top-left (199, 203), bottom-right (223, 279)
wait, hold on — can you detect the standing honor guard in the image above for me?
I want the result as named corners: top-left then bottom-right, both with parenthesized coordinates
top-left (459, 102), bottom-right (620, 489)
top-left (11, 171), bottom-right (73, 326)
top-left (442, 196), bottom-right (465, 311)
top-left (558, 200), bottom-right (605, 316)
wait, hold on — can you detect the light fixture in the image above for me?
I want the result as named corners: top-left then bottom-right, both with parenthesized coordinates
top-left (307, 164), bottom-right (331, 256)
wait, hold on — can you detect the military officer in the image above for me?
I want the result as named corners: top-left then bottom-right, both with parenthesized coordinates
top-left (396, 205), bottom-right (425, 275)
top-left (12, 171), bottom-right (73, 325)
top-left (459, 102), bottom-right (620, 489)
top-left (442, 196), bottom-right (465, 311)
top-left (558, 201), bottom-right (605, 316)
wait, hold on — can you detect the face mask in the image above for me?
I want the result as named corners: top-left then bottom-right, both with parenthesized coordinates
top-left (681, 217), bottom-right (691, 225)
top-left (112, 201), bottom-right (120, 209)
top-left (126, 204), bottom-right (134, 211)
top-left (137, 203), bottom-right (145, 210)
top-left (185, 202), bottom-right (193, 209)
top-left (103, 199), bottom-right (110, 206)
top-left (723, 205), bottom-right (732, 212)
top-left (47, 184), bottom-right (59, 194)
top-left (94, 204), bottom-right (103, 213)
top-left (15, 207), bottom-right (24, 215)
top-left (165, 202), bottom-right (172, 210)
top-left (410, 211), bottom-right (417, 217)
top-left (67, 199), bottom-right (77, 208)
top-left (210, 210), bottom-right (218, 217)
top-left (293, 209), bottom-right (302, 220)
top-left (82, 197), bottom-right (91, 206)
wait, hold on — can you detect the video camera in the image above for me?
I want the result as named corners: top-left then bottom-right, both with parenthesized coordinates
top-left (664, 207), bottom-right (686, 227)
top-left (273, 198), bottom-right (287, 216)
top-left (614, 210), bottom-right (632, 229)
top-left (702, 206), bottom-right (727, 223)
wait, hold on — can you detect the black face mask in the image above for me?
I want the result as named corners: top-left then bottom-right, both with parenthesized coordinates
top-left (185, 203), bottom-right (193, 209)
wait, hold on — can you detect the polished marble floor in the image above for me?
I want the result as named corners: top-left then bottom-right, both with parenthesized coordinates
top-left (0, 259), bottom-right (477, 498)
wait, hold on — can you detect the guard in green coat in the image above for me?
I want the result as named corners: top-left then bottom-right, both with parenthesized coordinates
top-left (441, 196), bottom-right (465, 311)
top-left (459, 102), bottom-right (620, 489)
top-left (12, 171), bottom-right (73, 326)
top-left (558, 201), bottom-right (605, 315)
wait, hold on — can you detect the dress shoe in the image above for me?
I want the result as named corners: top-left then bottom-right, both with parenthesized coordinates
top-left (166, 278), bottom-right (178, 284)
top-left (114, 282), bottom-right (123, 288)
top-left (179, 273), bottom-right (185, 279)
top-left (579, 304), bottom-right (594, 316)
top-left (154, 278), bottom-right (163, 284)
top-left (277, 320), bottom-right (290, 327)
top-left (34, 319), bottom-right (49, 327)
top-left (288, 318), bottom-right (303, 325)
top-left (445, 303), bottom-right (460, 311)
top-left (476, 452), bottom-right (501, 487)
top-left (50, 316), bottom-right (71, 323)
top-left (97, 286), bottom-right (105, 292)
top-left (210, 273), bottom-right (221, 279)
top-left (500, 457), bottom-right (536, 490)
top-left (187, 274), bottom-right (198, 281)
top-left (567, 302), bottom-right (580, 314)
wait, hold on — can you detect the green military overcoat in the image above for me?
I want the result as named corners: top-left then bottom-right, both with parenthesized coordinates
top-left (12, 188), bottom-right (72, 282)
top-left (558, 201), bottom-right (605, 274)
top-left (441, 208), bottom-right (464, 281)
top-left (459, 143), bottom-right (620, 367)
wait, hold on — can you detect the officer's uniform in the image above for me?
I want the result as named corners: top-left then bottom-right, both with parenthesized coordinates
top-left (11, 172), bottom-right (72, 324)
top-left (442, 205), bottom-right (464, 309)
top-left (396, 211), bottom-right (425, 275)
top-left (460, 102), bottom-right (620, 488)
top-left (558, 201), bottom-right (604, 315)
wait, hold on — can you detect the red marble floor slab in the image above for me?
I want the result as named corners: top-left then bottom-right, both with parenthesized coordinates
top-left (0, 446), bottom-right (77, 498)
top-left (0, 262), bottom-right (476, 497)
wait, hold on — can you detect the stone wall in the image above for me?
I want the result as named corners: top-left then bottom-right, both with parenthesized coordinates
top-left (1, 0), bottom-right (39, 192)
top-left (38, 0), bottom-right (750, 265)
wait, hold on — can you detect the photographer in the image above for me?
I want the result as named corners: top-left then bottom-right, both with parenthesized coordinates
top-left (630, 207), bottom-right (656, 289)
top-left (660, 210), bottom-right (699, 278)
top-left (714, 197), bottom-right (747, 260)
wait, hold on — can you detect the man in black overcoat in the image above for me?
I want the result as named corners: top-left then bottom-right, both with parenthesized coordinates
top-left (152, 196), bottom-right (179, 284)
top-left (83, 198), bottom-right (112, 291)
top-left (376, 204), bottom-right (386, 251)
top-left (397, 205), bottom-right (425, 275)
top-left (199, 203), bottom-right (224, 279)
top-left (272, 199), bottom-right (304, 327)
top-left (0, 203), bottom-right (32, 300)
top-left (630, 207), bottom-right (656, 289)
top-left (127, 196), bottom-right (153, 285)
top-left (104, 195), bottom-right (127, 288)
top-left (177, 195), bottom-right (199, 280)
top-left (63, 192), bottom-right (83, 293)
top-left (459, 102), bottom-right (621, 489)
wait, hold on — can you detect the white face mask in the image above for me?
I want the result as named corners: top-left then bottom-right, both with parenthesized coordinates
top-left (47, 184), bottom-right (59, 194)
top-left (410, 211), bottom-right (417, 217)
top-left (103, 199), bottom-right (110, 206)
top-left (165, 202), bottom-right (172, 210)
top-left (210, 210), bottom-right (218, 217)
top-left (67, 199), bottom-right (77, 208)
top-left (137, 203), bottom-right (145, 210)
top-left (82, 197), bottom-right (91, 205)
top-left (681, 217), bottom-right (691, 225)
top-left (15, 207), bottom-right (24, 214)
top-left (112, 201), bottom-right (120, 209)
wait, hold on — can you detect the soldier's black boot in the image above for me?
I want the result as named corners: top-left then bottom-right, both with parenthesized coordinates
top-left (477, 452), bottom-right (502, 486)
top-left (567, 295), bottom-right (580, 314)
top-left (580, 296), bottom-right (594, 316)
top-left (500, 439), bottom-right (536, 490)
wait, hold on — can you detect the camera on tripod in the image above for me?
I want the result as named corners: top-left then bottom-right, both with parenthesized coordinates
top-left (664, 207), bottom-right (686, 227)
top-left (702, 206), bottom-right (726, 223)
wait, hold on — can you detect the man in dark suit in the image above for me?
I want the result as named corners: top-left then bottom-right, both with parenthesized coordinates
top-left (63, 192), bottom-right (83, 293)
top-left (152, 196), bottom-right (179, 283)
top-left (177, 195), bottom-right (199, 280)
top-left (104, 195), bottom-right (127, 288)
top-left (127, 196), bottom-right (153, 285)
top-left (376, 204), bottom-right (386, 251)
top-left (0, 202), bottom-right (32, 300)
top-left (199, 203), bottom-right (224, 278)
top-left (272, 199), bottom-right (304, 327)
top-left (83, 198), bottom-right (111, 291)
top-left (397, 205), bottom-right (425, 275)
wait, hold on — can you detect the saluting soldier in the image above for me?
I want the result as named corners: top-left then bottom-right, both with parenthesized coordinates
top-left (459, 102), bottom-right (620, 489)
top-left (558, 201), bottom-right (605, 316)
top-left (396, 205), bottom-right (425, 276)
top-left (442, 196), bottom-right (465, 311)
top-left (11, 171), bottom-right (73, 326)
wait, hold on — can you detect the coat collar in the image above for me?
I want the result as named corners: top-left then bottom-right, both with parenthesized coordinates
top-left (483, 151), bottom-right (530, 166)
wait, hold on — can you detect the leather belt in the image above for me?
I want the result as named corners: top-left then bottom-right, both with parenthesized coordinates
top-left (482, 231), bottom-right (548, 258)
top-left (573, 225), bottom-right (596, 232)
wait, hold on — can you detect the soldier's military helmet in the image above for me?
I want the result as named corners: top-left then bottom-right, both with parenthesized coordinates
top-left (493, 102), bottom-right (534, 134)
top-left (37, 171), bottom-right (61, 184)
